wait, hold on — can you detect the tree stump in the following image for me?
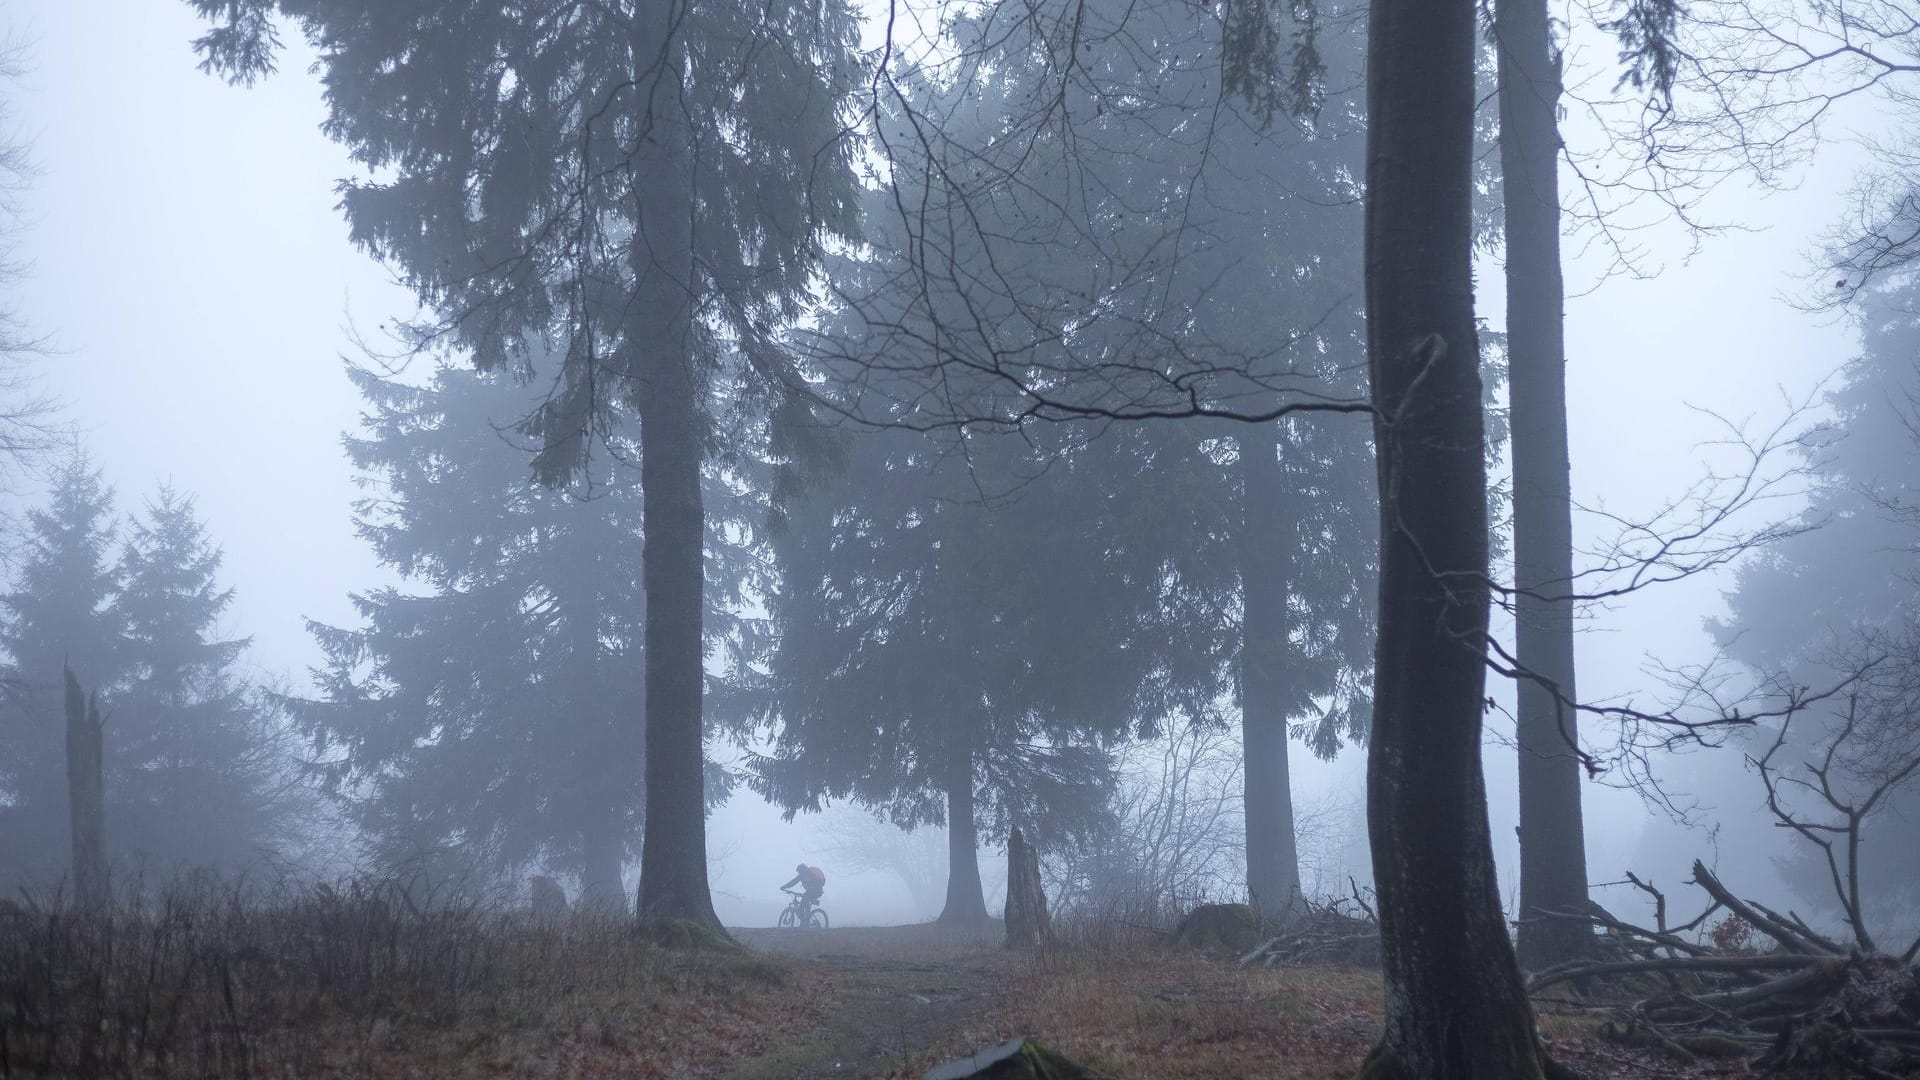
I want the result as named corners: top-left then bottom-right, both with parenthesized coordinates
top-left (64, 667), bottom-right (108, 915)
top-left (530, 875), bottom-right (569, 921)
top-left (1004, 827), bottom-right (1051, 947)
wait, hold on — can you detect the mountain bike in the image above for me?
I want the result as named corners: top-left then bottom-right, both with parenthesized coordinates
top-left (777, 887), bottom-right (830, 929)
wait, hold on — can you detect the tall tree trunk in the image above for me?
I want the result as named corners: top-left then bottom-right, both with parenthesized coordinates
top-left (64, 667), bottom-right (107, 915)
top-left (1240, 421), bottom-right (1303, 921)
top-left (1498, 0), bottom-right (1592, 974)
top-left (1357, 0), bottom-right (1561, 1072)
top-left (569, 550), bottom-right (629, 913)
top-left (627, 12), bottom-right (721, 932)
top-left (937, 728), bottom-right (989, 925)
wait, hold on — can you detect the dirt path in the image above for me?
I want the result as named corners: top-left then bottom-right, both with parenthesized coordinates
top-left (722, 925), bottom-right (1009, 1079)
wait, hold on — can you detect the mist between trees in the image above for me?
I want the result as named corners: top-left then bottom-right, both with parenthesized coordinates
top-left (0, 0), bottom-right (1918, 1076)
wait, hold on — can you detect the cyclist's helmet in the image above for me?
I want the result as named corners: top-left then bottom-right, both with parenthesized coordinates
top-left (795, 863), bottom-right (807, 873)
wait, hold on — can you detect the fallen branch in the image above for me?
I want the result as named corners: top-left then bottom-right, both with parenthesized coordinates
top-left (1531, 870), bottom-right (1919, 1076)
top-left (1530, 953), bottom-right (1827, 995)
top-left (1236, 893), bottom-right (1380, 969)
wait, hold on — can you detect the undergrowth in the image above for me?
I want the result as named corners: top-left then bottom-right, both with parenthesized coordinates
top-left (0, 873), bottom-right (807, 1078)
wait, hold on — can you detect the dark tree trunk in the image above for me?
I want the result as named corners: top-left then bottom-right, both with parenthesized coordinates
top-left (632, 331), bottom-right (719, 929)
top-left (1240, 421), bottom-right (1304, 921)
top-left (1497, 0), bottom-right (1593, 974)
top-left (569, 557), bottom-right (629, 914)
top-left (1357, 0), bottom-right (1560, 1072)
top-left (64, 667), bottom-right (107, 915)
top-left (938, 730), bottom-right (990, 925)
top-left (627, 13), bottom-right (721, 933)
top-left (1003, 826), bottom-right (1051, 947)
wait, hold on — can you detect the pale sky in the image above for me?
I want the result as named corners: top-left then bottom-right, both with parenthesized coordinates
top-left (6, 0), bottom-right (1868, 922)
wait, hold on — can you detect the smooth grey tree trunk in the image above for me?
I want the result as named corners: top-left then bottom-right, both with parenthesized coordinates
top-left (938, 730), bottom-right (990, 925)
top-left (64, 667), bottom-right (107, 915)
top-left (1356, 0), bottom-right (1563, 1072)
top-left (1497, 0), bottom-right (1593, 974)
top-left (627, 10), bottom-right (722, 933)
top-left (1239, 421), bottom-right (1303, 921)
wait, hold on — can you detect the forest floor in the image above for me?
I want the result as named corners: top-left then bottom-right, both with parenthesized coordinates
top-left (721, 922), bottom-right (1382, 1079)
top-left (1, 904), bottom-right (1761, 1079)
top-left (707, 924), bottom-right (1750, 1080)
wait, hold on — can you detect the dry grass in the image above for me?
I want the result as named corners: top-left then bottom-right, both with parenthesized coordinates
top-left (890, 915), bottom-right (1384, 1080)
top-left (0, 875), bottom-right (822, 1078)
top-left (0, 887), bottom-right (1763, 1079)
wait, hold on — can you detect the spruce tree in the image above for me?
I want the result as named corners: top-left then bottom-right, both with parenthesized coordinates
top-left (192, 0), bottom-right (861, 929)
top-left (300, 363), bottom-right (760, 904)
top-left (297, 364), bottom-right (650, 902)
top-left (1716, 279), bottom-right (1920, 920)
top-left (0, 457), bottom-right (123, 882)
top-left (781, 0), bottom-right (1379, 921)
top-left (755, 423), bottom-right (1146, 925)
top-left (113, 486), bottom-right (287, 872)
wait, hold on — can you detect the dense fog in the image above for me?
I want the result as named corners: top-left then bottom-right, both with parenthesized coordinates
top-left (1, 0), bottom-right (1917, 1074)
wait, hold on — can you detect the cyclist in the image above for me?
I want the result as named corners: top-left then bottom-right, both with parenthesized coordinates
top-left (781, 862), bottom-right (826, 910)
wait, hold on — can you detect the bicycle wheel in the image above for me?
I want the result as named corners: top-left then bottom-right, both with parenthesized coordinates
top-left (777, 905), bottom-right (797, 928)
top-left (806, 907), bottom-right (830, 930)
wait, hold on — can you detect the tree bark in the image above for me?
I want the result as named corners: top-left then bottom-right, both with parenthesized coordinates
top-left (64, 667), bottom-right (107, 915)
top-left (631, 318), bottom-right (719, 928)
top-left (1358, 0), bottom-right (1559, 1072)
top-left (1004, 826), bottom-right (1051, 946)
top-left (1240, 421), bottom-right (1304, 921)
top-left (938, 729), bottom-right (990, 925)
top-left (627, 9), bottom-right (721, 932)
top-left (1497, 0), bottom-right (1593, 974)
top-left (569, 549), bottom-right (629, 913)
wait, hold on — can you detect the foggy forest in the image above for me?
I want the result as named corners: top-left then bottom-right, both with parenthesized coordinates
top-left (0, 0), bottom-right (1917, 1077)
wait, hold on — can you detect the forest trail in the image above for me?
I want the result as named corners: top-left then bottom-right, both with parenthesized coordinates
top-left (724, 925), bottom-right (1011, 1079)
top-left (712, 924), bottom-right (1747, 1080)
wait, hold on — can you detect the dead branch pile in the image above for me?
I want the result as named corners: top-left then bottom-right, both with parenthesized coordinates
top-left (1237, 886), bottom-right (1380, 969)
top-left (1530, 862), bottom-right (1920, 1077)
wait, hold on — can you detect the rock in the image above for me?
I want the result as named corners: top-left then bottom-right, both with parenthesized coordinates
top-left (1171, 902), bottom-right (1263, 953)
top-left (1004, 827), bottom-right (1051, 948)
top-left (530, 875), bottom-right (569, 921)
top-left (924, 1037), bottom-right (1105, 1080)
top-left (644, 917), bottom-right (738, 951)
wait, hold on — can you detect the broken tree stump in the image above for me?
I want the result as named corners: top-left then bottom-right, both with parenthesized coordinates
top-left (1004, 826), bottom-right (1050, 947)
top-left (530, 875), bottom-right (569, 921)
top-left (64, 667), bottom-right (107, 915)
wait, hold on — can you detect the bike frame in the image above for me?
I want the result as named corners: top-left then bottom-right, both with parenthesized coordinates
top-left (778, 888), bottom-right (829, 929)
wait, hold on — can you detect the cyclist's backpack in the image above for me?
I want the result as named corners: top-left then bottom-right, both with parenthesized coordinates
top-left (800, 865), bottom-right (826, 889)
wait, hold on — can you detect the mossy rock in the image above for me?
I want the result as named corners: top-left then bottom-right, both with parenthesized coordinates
top-left (1171, 903), bottom-right (1263, 953)
top-left (924, 1037), bottom-right (1105, 1080)
top-left (642, 917), bottom-right (737, 951)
